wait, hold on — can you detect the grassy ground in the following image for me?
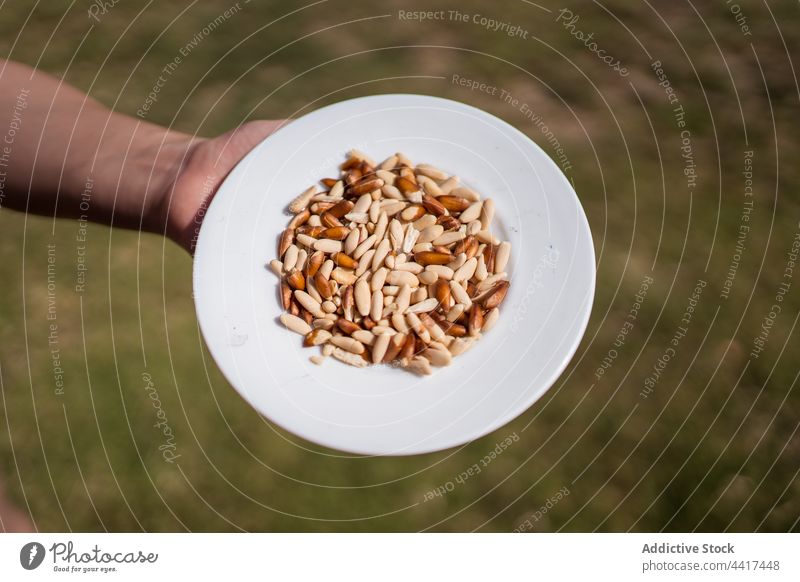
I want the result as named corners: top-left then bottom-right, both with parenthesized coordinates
top-left (1, 0), bottom-right (798, 531)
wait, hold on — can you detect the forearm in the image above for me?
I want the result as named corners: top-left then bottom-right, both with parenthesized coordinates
top-left (0, 59), bottom-right (197, 237)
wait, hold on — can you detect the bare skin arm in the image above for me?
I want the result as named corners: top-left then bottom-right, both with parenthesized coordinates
top-left (0, 59), bottom-right (282, 252)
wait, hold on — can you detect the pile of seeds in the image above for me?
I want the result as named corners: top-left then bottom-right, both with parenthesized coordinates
top-left (269, 150), bottom-right (510, 375)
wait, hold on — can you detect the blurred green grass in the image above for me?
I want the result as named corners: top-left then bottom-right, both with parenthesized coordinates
top-left (1, 0), bottom-right (798, 531)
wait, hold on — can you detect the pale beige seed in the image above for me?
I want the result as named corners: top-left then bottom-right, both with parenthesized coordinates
top-left (332, 347), bottom-right (368, 367)
top-left (418, 270), bottom-right (438, 285)
top-left (406, 191), bottom-right (423, 204)
top-left (448, 253), bottom-right (467, 270)
top-left (371, 267), bottom-right (388, 291)
top-left (355, 250), bottom-right (375, 276)
top-left (307, 329), bottom-right (332, 346)
top-left (344, 228), bottom-right (360, 255)
top-left (268, 259), bottom-right (283, 276)
top-left (353, 194), bottom-right (372, 214)
top-left (355, 279), bottom-right (371, 316)
top-left (345, 212), bottom-right (369, 224)
top-left (372, 333), bottom-right (391, 364)
top-left (424, 346), bottom-right (452, 366)
top-left (460, 201), bottom-right (483, 223)
top-left (418, 224), bottom-right (444, 244)
top-left (312, 318), bottom-right (335, 330)
top-left (331, 268), bottom-right (356, 285)
top-left (395, 253), bottom-right (407, 265)
top-left (395, 262), bottom-right (424, 274)
top-left (374, 212), bottom-right (389, 241)
top-left (495, 241), bottom-right (511, 273)
top-left (322, 343), bottom-right (335, 356)
top-left (426, 265), bottom-right (454, 280)
top-left (425, 320), bottom-right (447, 342)
top-left (450, 186), bottom-right (480, 202)
top-left (352, 329), bottom-right (375, 346)
top-left (467, 220), bottom-right (482, 235)
top-left (371, 289), bottom-right (384, 321)
top-left (475, 255), bottom-right (488, 281)
top-left (319, 259), bottom-right (335, 279)
top-left (483, 308), bottom-right (500, 332)
top-left (439, 176), bottom-right (459, 194)
top-left (368, 200), bottom-right (380, 223)
top-left (330, 336), bottom-right (365, 354)
top-left (446, 303), bottom-right (466, 322)
top-left (478, 272), bottom-right (508, 291)
top-left (400, 205), bottom-right (421, 221)
top-left (432, 231), bottom-right (466, 246)
top-left (416, 163), bottom-right (449, 181)
top-left (353, 234), bottom-right (377, 259)
top-left (395, 151), bottom-right (413, 167)
top-left (372, 239), bottom-right (391, 271)
top-left (295, 290), bottom-right (324, 316)
top-left (314, 239), bottom-right (343, 253)
top-left (280, 313), bottom-right (312, 335)
top-left (376, 169), bottom-right (396, 185)
top-left (389, 219), bottom-right (404, 251)
top-left (305, 279), bottom-right (323, 303)
top-left (329, 180), bottom-right (344, 198)
top-left (358, 225), bottom-right (369, 243)
top-left (411, 287), bottom-right (428, 304)
top-left (448, 338), bottom-right (474, 356)
top-left (381, 184), bottom-right (403, 200)
top-left (450, 281), bottom-right (472, 308)
top-left (296, 233), bottom-right (317, 248)
top-left (348, 148), bottom-right (375, 166)
top-left (372, 325), bottom-right (396, 335)
top-left (322, 300), bottom-right (337, 313)
top-left (406, 298), bottom-right (439, 314)
top-left (476, 230), bottom-right (499, 245)
top-left (385, 255), bottom-right (396, 269)
top-left (379, 154), bottom-right (398, 170)
top-left (453, 257), bottom-right (478, 282)
top-left (295, 249), bottom-right (308, 272)
top-left (283, 245), bottom-right (299, 271)
top-left (382, 200), bottom-right (406, 217)
top-left (307, 214), bottom-right (322, 227)
top-left (413, 242), bottom-right (433, 253)
top-left (382, 285), bottom-right (400, 296)
top-left (288, 185), bottom-right (317, 213)
top-left (392, 312), bottom-right (410, 333)
top-left (406, 312), bottom-right (431, 343)
top-left (312, 193), bottom-right (340, 203)
top-left (480, 198), bottom-right (495, 229)
top-left (421, 179), bottom-right (444, 198)
top-left (413, 214), bottom-right (437, 231)
top-left (395, 284), bottom-right (412, 313)
top-left (402, 225), bottom-right (419, 253)
top-left (406, 356), bottom-right (432, 375)
top-left (387, 271), bottom-right (419, 287)
top-left (310, 354), bottom-right (326, 365)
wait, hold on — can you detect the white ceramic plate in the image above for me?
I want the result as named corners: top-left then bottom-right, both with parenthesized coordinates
top-left (193, 94), bottom-right (595, 455)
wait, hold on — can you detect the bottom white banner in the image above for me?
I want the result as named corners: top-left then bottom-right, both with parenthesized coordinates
top-left (0, 533), bottom-right (796, 580)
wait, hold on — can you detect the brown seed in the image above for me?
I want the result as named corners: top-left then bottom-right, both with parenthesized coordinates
top-left (321, 212), bottom-right (342, 228)
top-left (466, 281), bottom-right (477, 297)
top-left (278, 229), bottom-right (294, 258)
top-left (330, 252), bottom-right (358, 269)
top-left (288, 299), bottom-right (300, 316)
top-left (383, 333), bottom-right (405, 363)
top-left (340, 156), bottom-right (361, 171)
top-left (400, 333), bottom-right (416, 361)
top-left (288, 209), bottom-right (310, 229)
top-left (481, 280), bottom-right (510, 309)
top-left (422, 194), bottom-right (446, 216)
top-left (396, 175), bottom-right (418, 194)
top-left (311, 201), bottom-right (336, 214)
top-left (483, 244), bottom-right (497, 273)
top-left (464, 237), bottom-right (480, 259)
top-left (453, 235), bottom-right (476, 257)
top-left (438, 195), bottom-right (470, 212)
top-left (286, 270), bottom-right (306, 291)
top-left (414, 251), bottom-right (453, 266)
top-left (350, 177), bottom-right (384, 196)
top-left (328, 199), bottom-right (355, 218)
top-left (436, 215), bottom-right (460, 230)
top-left (361, 316), bottom-right (377, 330)
top-left (298, 225), bottom-right (324, 238)
top-left (468, 305), bottom-right (484, 336)
top-left (320, 177), bottom-right (338, 188)
top-left (448, 323), bottom-right (467, 337)
top-left (280, 282), bottom-right (292, 309)
top-left (305, 250), bottom-right (324, 278)
top-left (301, 308), bottom-right (314, 325)
top-left (321, 226), bottom-right (350, 240)
top-left (342, 285), bottom-right (355, 320)
top-left (314, 272), bottom-right (334, 299)
top-left (334, 318), bottom-right (359, 335)
top-left (433, 279), bottom-right (451, 307)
